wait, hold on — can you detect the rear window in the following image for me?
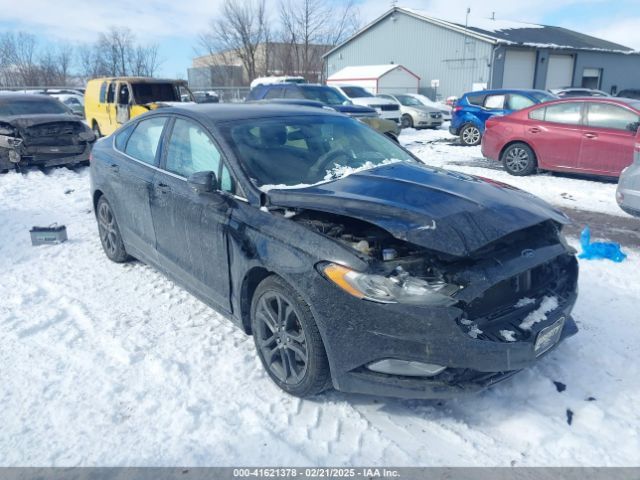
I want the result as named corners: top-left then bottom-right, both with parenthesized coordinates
top-left (340, 86), bottom-right (371, 98)
top-left (466, 94), bottom-right (487, 106)
top-left (529, 91), bottom-right (557, 103)
top-left (0, 97), bottom-right (69, 115)
top-left (300, 86), bottom-right (349, 106)
top-left (131, 83), bottom-right (179, 104)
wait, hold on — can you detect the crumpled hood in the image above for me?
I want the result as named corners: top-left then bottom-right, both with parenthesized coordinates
top-left (2, 114), bottom-right (85, 129)
top-left (266, 162), bottom-right (570, 257)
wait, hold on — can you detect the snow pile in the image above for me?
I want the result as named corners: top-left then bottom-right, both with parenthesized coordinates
top-left (519, 296), bottom-right (559, 330)
top-left (516, 297), bottom-right (536, 307)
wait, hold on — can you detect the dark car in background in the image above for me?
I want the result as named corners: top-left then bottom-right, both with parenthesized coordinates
top-left (247, 83), bottom-right (400, 142)
top-left (90, 103), bottom-right (578, 399)
top-left (451, 89), bottom-right (556, 146)
top-left (482, 97), bottom-right (640, 177)
top-left (0, 94), bottom-right (95, 172)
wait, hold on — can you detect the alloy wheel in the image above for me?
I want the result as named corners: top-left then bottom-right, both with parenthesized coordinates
top-left (462, 125), bottom-right (481, 145)
top-left (255, 292), bottom-right (308, 385)
top-left (97, 201), bottom-right (118, 257)
top-left (505, 147), bottom-right (530, 173)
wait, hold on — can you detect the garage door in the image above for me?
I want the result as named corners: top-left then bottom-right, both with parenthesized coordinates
top-left (546, 55), bottom-right (574, 89)
top-left (502, 50), bottom-right (536, 88)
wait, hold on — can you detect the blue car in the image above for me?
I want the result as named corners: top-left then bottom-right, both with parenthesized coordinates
top-left (247, 83), bottom-right (378, 118)
top-left (450, 89), bottom-right (556, 146)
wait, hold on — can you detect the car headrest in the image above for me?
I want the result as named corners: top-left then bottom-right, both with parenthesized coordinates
top-left (260, 125), bottom-right (287, 147)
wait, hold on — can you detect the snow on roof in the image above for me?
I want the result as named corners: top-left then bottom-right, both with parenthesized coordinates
top-left (327, 64), bottom-right (403, 81)
top-left (402, 7), bottom-right (544, 35)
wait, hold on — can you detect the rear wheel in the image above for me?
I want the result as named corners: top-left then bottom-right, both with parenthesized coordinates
top-left (460, 123), bottom-right (482, 146)
top-left (251, 276), bottom-right (331, 397)
top-left (502, 142), bottom-right (537, 176)
top-left (401, 114), bottom-right (414, 129)
top-left (96, 196), bottom-right (130, 263)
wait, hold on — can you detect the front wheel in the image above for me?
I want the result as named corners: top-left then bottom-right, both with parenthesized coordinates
top-left (401, 114), bottom-right (414, 129)
top-left (460, 123), bottom-right (482, 146)
top-left (251, 276), bottom-right (331, 397)
top-left (96, 196), bottom-right (130, 263)
top-left (502, 143), bottom-right (537, 176)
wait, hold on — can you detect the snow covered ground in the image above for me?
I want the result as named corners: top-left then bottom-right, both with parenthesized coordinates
top-left (1, 127), bottom-right (639, 466)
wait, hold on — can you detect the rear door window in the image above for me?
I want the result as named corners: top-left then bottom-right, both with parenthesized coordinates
top-left (507, 94), bottom-right (535, 110)
top-left (586, 103), bottom-right (640, 131)
top-left (484, 95), bottom-right (506, 110)
top-left (124, 116), bottom-right (167, 165)
top-left (543, 102), bottom-right (583, 125)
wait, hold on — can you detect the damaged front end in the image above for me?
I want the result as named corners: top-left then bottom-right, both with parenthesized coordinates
top-left (0, 119), bottom-right (95, 171)
top-left (268, 203), bottom-right (578, 398)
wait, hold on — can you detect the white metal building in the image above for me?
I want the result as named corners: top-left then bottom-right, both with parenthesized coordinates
top-left (324, 7), bottom-right (640, 99)
top-left (326, 64), bottom-right (420, 94)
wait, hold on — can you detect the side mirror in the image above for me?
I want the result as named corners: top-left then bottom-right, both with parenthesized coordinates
top-left (627, 121), bottom-right (640, 133)
top-left (188, 171), bottom-right (216, 194)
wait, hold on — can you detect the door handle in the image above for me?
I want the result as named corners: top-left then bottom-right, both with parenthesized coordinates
top-left (528, 127), bottom-right (541, 133)
top-left (109, 164), bottom-right (119, 173)
top-left (155, 183), bottom-right (171, 194)
top-left (583, 132), bottom-right (598, 139)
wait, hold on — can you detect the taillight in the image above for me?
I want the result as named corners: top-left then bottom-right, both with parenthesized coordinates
top-left (454, 105), bottom-right (463, 113)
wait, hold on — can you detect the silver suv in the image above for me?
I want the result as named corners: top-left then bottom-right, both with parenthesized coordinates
top-left (617, 141), bottom-right (640, 217)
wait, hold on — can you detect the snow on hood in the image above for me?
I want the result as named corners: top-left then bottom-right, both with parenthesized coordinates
top-left (259, 158), bottom-right (402, 192)
top-left (266, 162), bottom-right (570, 257)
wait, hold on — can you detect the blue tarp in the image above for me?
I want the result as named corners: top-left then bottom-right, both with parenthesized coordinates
top-left (579, 227), bottom-right (627, 263)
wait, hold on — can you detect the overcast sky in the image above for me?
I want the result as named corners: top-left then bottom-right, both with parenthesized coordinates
top-left (0, 0), bottom-right (638, 78)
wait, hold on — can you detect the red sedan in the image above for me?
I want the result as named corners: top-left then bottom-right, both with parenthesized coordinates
top-left (482, 97), bottom-right (640, 177)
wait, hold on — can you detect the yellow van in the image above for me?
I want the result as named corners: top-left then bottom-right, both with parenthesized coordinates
top-left (84, 77), bottom-right (193, 137)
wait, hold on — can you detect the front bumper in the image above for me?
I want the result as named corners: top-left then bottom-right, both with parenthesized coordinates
top-left (303, 247), bottom-right (578, 399)
top-left (0, 141), bottom-right (92, 170)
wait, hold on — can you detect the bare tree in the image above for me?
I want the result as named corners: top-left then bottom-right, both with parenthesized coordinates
top-left (277, 0), bottom-right (360, 80)
top-left (199, 0), bottom-right (270, 83)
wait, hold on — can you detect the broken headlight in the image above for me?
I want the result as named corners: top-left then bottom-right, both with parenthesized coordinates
top-left (321, 263), bottom-right (460, 306)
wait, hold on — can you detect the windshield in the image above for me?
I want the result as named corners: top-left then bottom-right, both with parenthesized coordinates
top-left (131, 83), bottom-right (180, 104)
top-left (221, 115), bottom-right (415, 188)
top-left (396, 95), bottom-right (423, 107)
top-left (340, 86), bottom-right (372, 98)
top-left (530, 91), bottom-right (557, 103)
top-left (0, 97), bottom-right (69, 115)
top-left (300, 86), bottom-right (349, 106)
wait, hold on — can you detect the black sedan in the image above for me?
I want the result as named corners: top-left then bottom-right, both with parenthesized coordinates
top-left (90, 104), bottom-right (578, 399)
top-left (0, 94), bottom-right (95, 172)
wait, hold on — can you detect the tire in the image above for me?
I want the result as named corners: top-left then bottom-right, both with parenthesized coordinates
top-left (401, 114), bottom-right (414, 129)
top-left (251, 275), bottom-right (331, 397)
top-left (96, 196), bottom-right (130, 263)
top-left (501, 142), bottom-right (537, 176)
top-left (459, 123), bottom-right (482, 146)
top-left (92, 121), bottom-right (102, 139)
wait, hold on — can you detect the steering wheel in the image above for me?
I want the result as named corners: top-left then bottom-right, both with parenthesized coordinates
top-left (308, 149), bottom-right (352, 180)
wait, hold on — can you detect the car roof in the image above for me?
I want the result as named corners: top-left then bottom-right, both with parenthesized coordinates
top-left (88, 77), bottom-right (185, 84)
top-left (464, 89), bottom-right (549, 96)
top-left (0, 93), bottom-right (59, 102)
top-left (143, 103), bottom-right (343, 123)
top-left (535, 97), bottom-right (640, 108)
